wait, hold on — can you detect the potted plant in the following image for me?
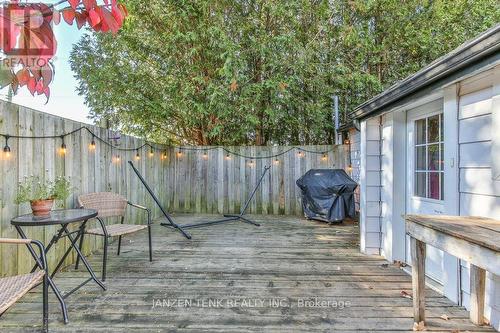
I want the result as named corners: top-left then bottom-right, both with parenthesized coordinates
top-left (15, 176), bottom-right (71, 217)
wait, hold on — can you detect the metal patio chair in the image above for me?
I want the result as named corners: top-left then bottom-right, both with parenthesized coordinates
top-left (77, 192), bottom-right (152, 281)
top-left (0, 238), bottom-right (48, 333)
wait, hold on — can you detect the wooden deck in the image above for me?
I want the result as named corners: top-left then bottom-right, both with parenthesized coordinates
top-left (0, 214), bottom-right (495, 332)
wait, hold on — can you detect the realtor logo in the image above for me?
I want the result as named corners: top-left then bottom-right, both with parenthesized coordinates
top-left (1, 2), bottom-right (56, 67)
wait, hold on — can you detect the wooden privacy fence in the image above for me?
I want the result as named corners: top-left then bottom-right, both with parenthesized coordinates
top-left (163, 145), bottom-right (348, 216)
top-left (0, 100), bottom-right (348, 277)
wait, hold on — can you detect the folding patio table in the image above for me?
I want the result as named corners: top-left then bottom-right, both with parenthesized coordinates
top-left (11, 208), bottom-right (105, 324)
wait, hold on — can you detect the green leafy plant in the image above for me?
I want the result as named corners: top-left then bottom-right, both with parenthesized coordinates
top-left (14, 176), bottom-right (72, 204)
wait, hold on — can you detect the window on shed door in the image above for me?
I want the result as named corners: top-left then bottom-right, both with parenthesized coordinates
top-left (414, 114), bottom-right (444, 200)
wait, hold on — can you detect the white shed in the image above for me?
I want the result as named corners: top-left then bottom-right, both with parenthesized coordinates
top-left (346, 24), bottom-right (500, 330)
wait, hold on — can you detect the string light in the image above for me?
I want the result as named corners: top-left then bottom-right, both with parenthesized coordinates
top-left (344, 138), bottom-right (350, 145)
top-left (321, 153), bottom-right (328, 161)
top-left (59, 136), bottom-right (67, 155)
top-left (273, 158), bottom-right (280, 165)
top-left (114, 155), bottom-right (121, 163)
top-left (3, 135), bottom-right (11, 159)
top-left (0, 127), bottom-right (335, 165)
top-left (348, 164), bottom-right (353, 171)
top-left (89, 135), bottom-right (96, 150)
top-left (161, 150), bottom-right (167, 160)
top-left (248, 160), bottom-right (254, 167)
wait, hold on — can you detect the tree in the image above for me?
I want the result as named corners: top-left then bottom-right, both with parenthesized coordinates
top-left (0, 0), bottom-right (127, 100)
top-left (70, 0), bottom-right (500, 145)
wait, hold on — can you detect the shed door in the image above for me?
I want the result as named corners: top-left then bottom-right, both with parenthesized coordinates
top-left (406, 100), bottom-right (458, 293)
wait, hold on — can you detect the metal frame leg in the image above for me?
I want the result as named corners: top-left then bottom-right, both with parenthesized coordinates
top-left (75, 229), bottom-right (85, 269)
top-left (31, 227), bottom-right (65, 274)
top-left (15, 226), bottom-right (69, 324)
top-left (117, 236), bottom-right (122, 256)
top-left (128, 160), bottom-right (191, 239)
top-left (225, 214), bottom-right (260, 226)
top-left (148, 225), bottom-right (153, 262)
top-left (42, 265), bottom-right (48, 333)
top-left (102, 235), bottom-right (108, 281)
top-left (117, 215), bottom-right (124, 256)
top-left (61, 224), bottom-right (106, 291)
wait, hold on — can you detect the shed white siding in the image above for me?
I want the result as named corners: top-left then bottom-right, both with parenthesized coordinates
top-left (457, 67), bottom-right (500, 329)
top-left (359, 117), bottom-right (382, 255)
top-left (349, 128), bottom-right (361, 211)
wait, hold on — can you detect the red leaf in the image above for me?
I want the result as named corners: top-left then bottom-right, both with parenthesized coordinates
top-left (27, 77), bottom-right (36, 95)
top-left (16, 69), bottom-right (30, 87)
top-left (88, 8), bottom-right (101, 27)
top-left (11, 77), bottom-right (19, 94)
top-left (35, 79), bottom-right (44, 94)
top-left (100, 7), bottom-right (119, 34)
top-left (111, 6), bottom-right (122, 26)
top-left (68, 0), bottom-right (80, 10)
top-left (52, 9), bottom-right (61, 25)
top-left (82, 0), bottom-right (97, 11)
top-left (75, 11), bottom-right (87, 29)
top-left (43, 86), bottom-right (50, 102)
top-left (41, 66), bottom-right (53, 88)
top-left (62, 8), bottom-right (75, 25)
top-left (31, 67), bottom-right (42, 81)
top-left (117, 3), bottom-right (128, 17)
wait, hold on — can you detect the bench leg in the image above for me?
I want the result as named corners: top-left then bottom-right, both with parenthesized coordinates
top-left (411, 237), bottom-right (426, 324)
top-left (470, 264), bottom-right (486, 325)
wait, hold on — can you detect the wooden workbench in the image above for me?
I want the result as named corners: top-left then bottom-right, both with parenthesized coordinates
top-left (406, 215), bottom-right (500, 326)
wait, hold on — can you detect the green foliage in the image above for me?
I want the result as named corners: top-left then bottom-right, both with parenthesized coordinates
top-left (70, 0), bottom-right (500, 145)
top-left (15, 176), bottom-right (72, 204)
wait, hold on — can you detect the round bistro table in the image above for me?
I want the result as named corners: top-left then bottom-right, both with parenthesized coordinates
top-left (11, 209), bottom-right (105, 324)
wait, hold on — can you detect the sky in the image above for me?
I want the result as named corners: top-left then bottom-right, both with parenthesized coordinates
top-left (1, 17), bottom-right (92, 124)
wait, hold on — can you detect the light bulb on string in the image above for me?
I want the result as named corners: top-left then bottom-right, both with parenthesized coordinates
top-left (135, 149), bottom-right (141, 160)
top-left (161, 150), bottom-right (167, 160)
top-left (114, 155), bottom-right (121, 163)
top-left (225, 153), bottom-right (231, 160)
top-left (176, 149), bottom-right (183, 158)
top-left (149, 146), bottom-right (154, 158)
top-left (248, 159), bottom-right (254, 167)
top-left (321, 153), bottom-right (328, 161)
top-left (3, 135), bottom-right (11, 159)
top-left (202, 150), bottom-right (208, 160)
top-left (60, 136), bottom-right (67, 155)
top-left (273, 158), bottom-right (280, 165)
top-left (89, 135), bottom-right (96, 150)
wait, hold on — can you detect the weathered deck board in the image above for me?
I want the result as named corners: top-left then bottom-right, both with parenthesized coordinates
top-left (0, 215), bottom-right (494, 332)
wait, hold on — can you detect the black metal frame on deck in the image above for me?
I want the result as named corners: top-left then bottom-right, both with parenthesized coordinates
top-left (128, 161), bottom-right (270, 237)
top-left (176, 165), bottom-right (271, 229)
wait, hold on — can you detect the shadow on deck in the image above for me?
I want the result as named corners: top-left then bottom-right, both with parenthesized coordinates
top-left (0, 214), bottom-right (495, 332)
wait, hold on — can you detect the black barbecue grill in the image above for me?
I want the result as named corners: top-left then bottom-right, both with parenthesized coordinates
top-left (296, 169), bottom-right (358, 223)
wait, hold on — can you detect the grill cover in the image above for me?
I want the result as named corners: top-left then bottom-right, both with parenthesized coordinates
top-left (296, 169), bottom-right (358, 223)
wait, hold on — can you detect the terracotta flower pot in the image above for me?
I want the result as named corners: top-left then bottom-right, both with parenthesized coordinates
top-left (30, 199), bottom-right (54, 217)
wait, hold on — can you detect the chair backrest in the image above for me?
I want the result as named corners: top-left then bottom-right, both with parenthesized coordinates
top-left (78, 192), bottom-right (127, 218)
